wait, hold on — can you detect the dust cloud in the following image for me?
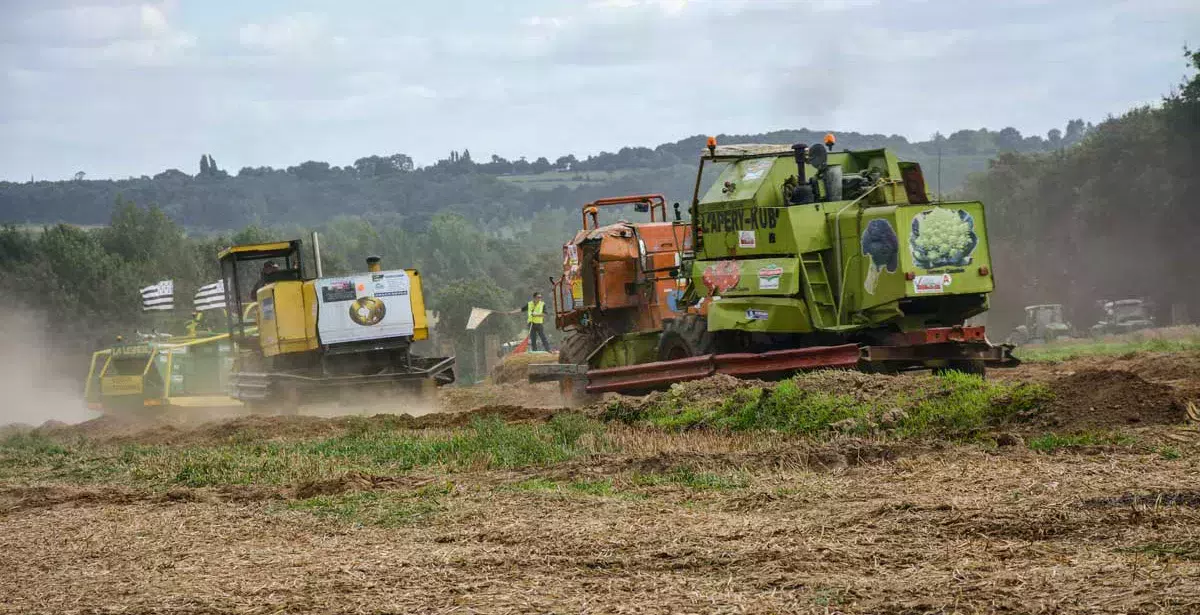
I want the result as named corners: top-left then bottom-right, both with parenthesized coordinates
top-left (0, 308), bottom-right (99, 427)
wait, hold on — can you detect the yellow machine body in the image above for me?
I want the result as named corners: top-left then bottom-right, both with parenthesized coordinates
top-left (255, 270), bottom-right (431, 358)
top-left (84, 333), bottom-right (242, 413)
top-left (218, 238), bottom-right (453, 410)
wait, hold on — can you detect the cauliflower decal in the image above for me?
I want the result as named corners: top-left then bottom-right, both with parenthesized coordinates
top-left (910, 207), bottom-right (978, 269)
top-left (861, 219), bottom-right (899, 295)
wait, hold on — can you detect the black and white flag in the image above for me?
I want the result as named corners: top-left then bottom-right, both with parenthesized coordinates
top-left (194, 280), bottom-right (227, 311)
top-left (141, 280), bottom-right (174, 312)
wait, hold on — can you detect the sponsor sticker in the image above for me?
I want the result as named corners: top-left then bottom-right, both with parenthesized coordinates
top-left (702, 260), bottom-right (741, 294)
top-left (261, 297), bottom-right (276, 320)
top-left (742, 159), bottom-right (772, 181)
top-left (739, 230), bottom-right (756, 248)
top-left (746, 308), bottom-right (769, 321)
top-left (758, 264), bottom-right (783, 290)
top-left (321, 279), bottom-right (357, 302)
top-left (913, 274), bottom-right (951, 294)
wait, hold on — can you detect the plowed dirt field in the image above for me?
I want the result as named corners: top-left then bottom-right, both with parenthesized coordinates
top-left (2, 352), bottom-right (1199, 614)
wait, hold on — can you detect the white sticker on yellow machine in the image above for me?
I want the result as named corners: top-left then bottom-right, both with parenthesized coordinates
top-left (317, 270), bottom-right (415, 344)
top-left (913, 274), bottom-right (952, 294)
top-left (738, 230), bottom-right (756, 249)
top-left (758, 264), bottom-right (783, 290)
top-left (746, 308), bottom-right (769, 321)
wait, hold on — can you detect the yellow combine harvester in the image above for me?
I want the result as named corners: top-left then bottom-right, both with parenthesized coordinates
top-left (219, 238), bottom-right (454, 411)
top-left (84, 331), bottom-right (241, 414)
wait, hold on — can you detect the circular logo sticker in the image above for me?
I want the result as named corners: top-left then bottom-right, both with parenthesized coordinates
top-left (348, 297), bottom-right (386, 326)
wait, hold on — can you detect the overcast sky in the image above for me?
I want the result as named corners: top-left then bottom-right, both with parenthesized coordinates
top-left (1, 0), bottom-right (1196, 181)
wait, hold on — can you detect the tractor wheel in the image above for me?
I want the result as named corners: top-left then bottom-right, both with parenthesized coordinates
top-left (656, 315), bottom-right (714, 361)
top-left (558, 331), bottom-right (599, 366)
top-left (933, 359), bottom-right (987, 379)
top-left (557, 331), bottom-right (603, 407)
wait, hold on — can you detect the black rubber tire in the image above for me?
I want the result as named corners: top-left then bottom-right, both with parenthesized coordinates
top-left (656, 315), bottom-right (714, 361)
top-left (557, 331), bottom-right (603, 407)
top-left (933, 359), bottom-right (987, 378)
top-left (559, 331), bottom-right (599, 365)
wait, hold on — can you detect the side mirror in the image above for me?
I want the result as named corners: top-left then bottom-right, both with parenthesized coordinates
top-left (634, 202), bottom-right (650, 213)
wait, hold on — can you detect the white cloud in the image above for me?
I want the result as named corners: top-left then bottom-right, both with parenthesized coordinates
top-left (524, 15), bottom-right (568, 28)
top-left (0, 0), bottom-right (1196, 181)
top-left (0, 1), bottom-right (194, 67)
top-left (238, 13), bottom-right (341, 55)
top-left (140, 3), bottom-right (168, 35)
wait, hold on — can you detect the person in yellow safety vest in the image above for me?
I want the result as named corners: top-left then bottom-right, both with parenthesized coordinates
top-left (520, 292), bottom-right (551, 352)
top-left (184, 310), bottom-right (204, 337)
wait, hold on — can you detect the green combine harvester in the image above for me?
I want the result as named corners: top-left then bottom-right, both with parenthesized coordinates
top-left (534, 135), bottom-right (1017, 395)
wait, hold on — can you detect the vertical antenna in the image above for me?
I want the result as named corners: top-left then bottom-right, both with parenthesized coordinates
top-left (936, 132), bottom-right (943, 203)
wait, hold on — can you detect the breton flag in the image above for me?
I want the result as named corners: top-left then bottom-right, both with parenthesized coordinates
top-left (141, 280), bottom-right (174, 312)
top-left (193, 280), bottom-right (227, 311)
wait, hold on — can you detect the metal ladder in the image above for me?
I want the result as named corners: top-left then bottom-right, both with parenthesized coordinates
top-left (800, 252), bottom-right (839, 329)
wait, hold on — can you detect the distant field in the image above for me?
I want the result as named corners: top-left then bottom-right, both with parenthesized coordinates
top-left (1014, 326), bottom-right (1200, 362)
top-left (498, 169), bottom-right (640, 190)
top-left (6, 223), bottom-right (105, 233)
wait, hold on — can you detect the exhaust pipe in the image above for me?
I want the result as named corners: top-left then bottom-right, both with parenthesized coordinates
top-left (790, 143), bottom-right (815, 204)
top-left (823, 164), bottom-right (844, 202)
top-left (311, 231), bottom-right (324, 278)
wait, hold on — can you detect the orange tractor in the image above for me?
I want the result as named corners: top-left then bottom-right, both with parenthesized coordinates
top-left (549, 194), bottom-right (704, 381)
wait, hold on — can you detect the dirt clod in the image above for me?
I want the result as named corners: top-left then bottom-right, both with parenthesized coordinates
top-left (994, 432), bottom-right (1025, 447)
top-left (1047, 369), bottom-right (1185, 429)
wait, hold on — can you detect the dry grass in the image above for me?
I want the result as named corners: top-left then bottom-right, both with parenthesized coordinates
top-left (2, 430), bottom-right (1199, 614)
top-left (488, 351), bottom-right (560, 385)
top-left (3, 352), bottom-right (1200, 613)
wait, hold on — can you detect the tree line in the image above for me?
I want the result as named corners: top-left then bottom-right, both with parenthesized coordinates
top-left (961, 49), bottom-right (1199, 333)
top-left (1, 123), bottom-right (1092, 234)
top-left (2, 49), bottom-right (1194, 375)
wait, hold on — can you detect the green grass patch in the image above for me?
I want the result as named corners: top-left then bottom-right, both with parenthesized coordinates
top-left (498, 476), bottom-right (645, 500)
top-left (567, 478), bottom-right (615, 496)
top-left (1116, 542), bottom-right (1200, 561)
top-left (0, 432), bottom-right (72, 463)
top-left (1027, 432), bottom-right (1136, 452)
top-left (286, 486), bottom-right (448, 527)
top-left (631, 467), bottom-right (750, 490)
top-left (608, 371), bottom-right (1052, 440)
top-left (1158, 446), bottom-right (1183, 460)
top-left (0, 414), bottom-right (609, 488)
top-left (1015, 332), bottom-right (1200, 363)
top-left (503, 477), bottom-right (561, 492)
top-left (892, 371), bottom-right (1050, 439)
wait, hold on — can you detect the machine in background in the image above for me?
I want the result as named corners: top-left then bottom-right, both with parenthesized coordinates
top-left (220, 238), bottom-right (454, 411)
top-left (84, 328), bottom-right (240, 414)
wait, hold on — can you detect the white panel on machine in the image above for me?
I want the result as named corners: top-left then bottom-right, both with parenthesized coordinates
top-left (316, 270), bottom-right (415, 345)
